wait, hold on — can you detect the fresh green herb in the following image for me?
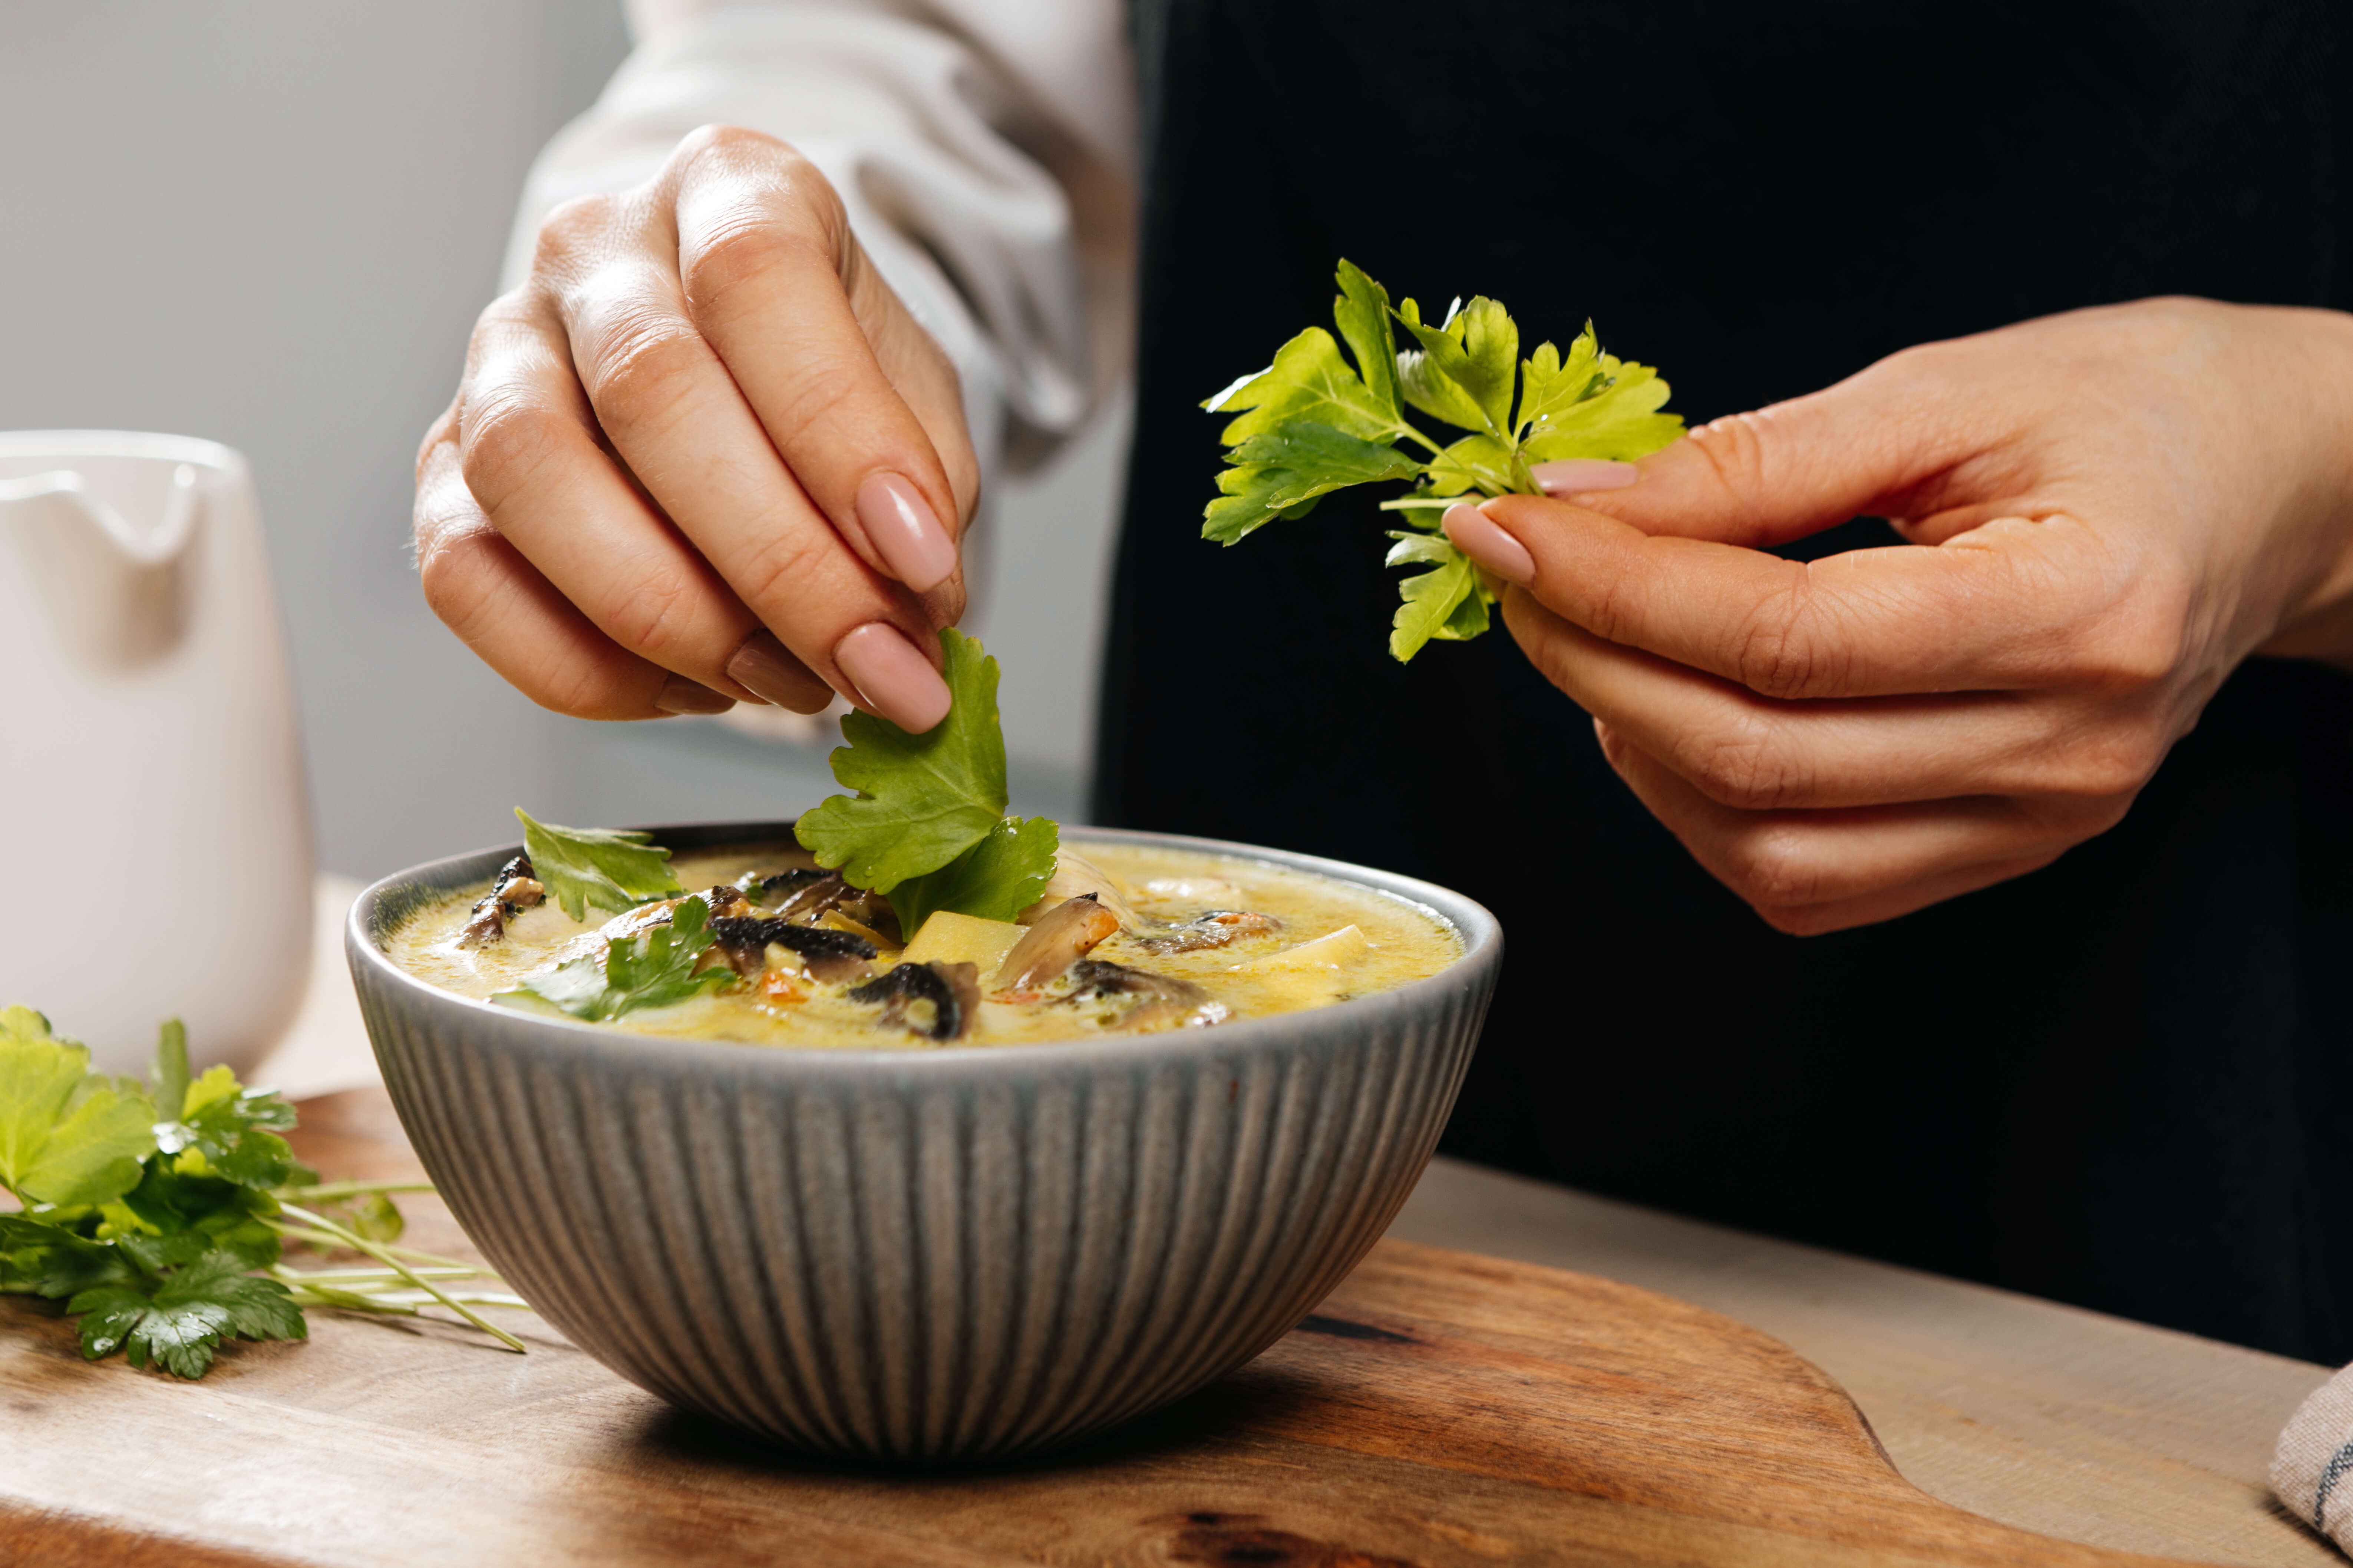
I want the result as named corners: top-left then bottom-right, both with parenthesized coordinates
top-left (794, 628), bottom-right (1059, 932)
top-left (0, 1006), bottom-right (154, 1210)
top-left (514, 808), bottom-right (684, 921)
top-left (1, 1007), bottom-right (522, 1378)
top-left (885, 814), bottom-right (1060, 932)
top-left (494, 893), bottom-right (736, 1022)
top-left (1202, 259), bottom-right (1683, 661)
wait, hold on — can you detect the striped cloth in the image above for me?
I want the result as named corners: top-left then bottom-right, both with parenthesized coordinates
top-left (2276, 1369), bottom-right (2353, 1552)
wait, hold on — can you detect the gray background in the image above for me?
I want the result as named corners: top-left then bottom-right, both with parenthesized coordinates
top-left (0, 0), bottom-right (1127, 879)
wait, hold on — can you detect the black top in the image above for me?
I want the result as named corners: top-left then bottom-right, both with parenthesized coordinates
top-left (1099, 0), bottom-right (2353, 1360)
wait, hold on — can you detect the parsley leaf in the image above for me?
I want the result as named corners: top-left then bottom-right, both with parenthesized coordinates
top-left (1202, 260), bottom-right (1683, 661)
top-left (0, 1006), bottom-right (157, 1210)
top-left (788, 629), bottom-right (1070, 932)
top-left (1205, 423), bottom-right (1425, 545)
top-left (514, 809), bottom-right (683, 921)
top-left (795, 629), bottom-right (1013, 892)
top-left (495, 894), bottom-right (735, 1022)
top-left (886, 815), bottom-right (1060, 934)
top-left (1385, 532), bottom-right (1492, 662)
top-left (70, 1249), bottom-right (305, 1379)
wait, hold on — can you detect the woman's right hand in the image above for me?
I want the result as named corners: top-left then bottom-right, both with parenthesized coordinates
top-left (413, 125), bottom-right (978, 732)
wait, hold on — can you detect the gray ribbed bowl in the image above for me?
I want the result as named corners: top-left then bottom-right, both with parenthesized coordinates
top-left (346, 823), bottom-right (1499, 1460)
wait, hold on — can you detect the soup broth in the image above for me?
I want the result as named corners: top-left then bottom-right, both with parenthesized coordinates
top-left (387, 841), bottom-right (1461, 1050)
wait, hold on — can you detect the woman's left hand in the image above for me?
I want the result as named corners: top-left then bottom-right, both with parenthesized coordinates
top-left (1443, 297), bottom-right (2353, 934)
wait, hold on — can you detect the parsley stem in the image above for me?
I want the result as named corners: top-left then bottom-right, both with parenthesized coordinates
top-left (274, 1179), bottom-right (437, 1201)
top-left (275, 1203), bottom-right (527, 1353)
top-left (1393, 422), bottom-right (1447, 457)
top-left (271, 1226), bottom-right (479, 1271)
top-left (275, 1264), bottom-right (486, 1283)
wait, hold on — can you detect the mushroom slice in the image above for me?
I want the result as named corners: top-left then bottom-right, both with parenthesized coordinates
top-left (993, 894), bottom-right (1121, 991)
top-left (1060, 960), bottom-right (1227, 1031)
top-left (848, 960), bottom-right (979, 1042)
top-left (742, 867), bottom-right (828, 908)
top-left (458, 855), bottom-right (547, 947)
top-left (1137, 910), bottom-right (1283, 955)
top-left (709, 916), bottom-right (877, 983)
top-left (773, 871), bottom-right (854, 922)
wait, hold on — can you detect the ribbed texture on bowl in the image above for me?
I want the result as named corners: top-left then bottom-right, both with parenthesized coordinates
top-left (349, 826), bottom-right (1497, 1460)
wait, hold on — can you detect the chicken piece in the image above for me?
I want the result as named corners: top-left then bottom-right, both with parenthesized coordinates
top-left (1138, 909), bottom-right (1283, 955)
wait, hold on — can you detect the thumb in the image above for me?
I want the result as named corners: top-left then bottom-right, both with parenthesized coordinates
top-left (1552, 353), bottom-right (1992, 549)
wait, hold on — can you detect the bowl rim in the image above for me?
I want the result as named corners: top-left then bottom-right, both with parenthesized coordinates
top-left (346, 820), bottom-right (1501, 1079)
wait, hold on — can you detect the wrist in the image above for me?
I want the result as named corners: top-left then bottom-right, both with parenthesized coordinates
top-left (2253, 305), bottom-right (2353, 669)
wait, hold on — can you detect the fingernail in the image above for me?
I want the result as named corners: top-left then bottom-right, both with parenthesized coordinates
top-left (857, 473), bottom-right (957, 592)
top-left (834, 622), bottom-right (952, 732)
top-left (1531, 459), bottom-right (1640, 495)
top-left (726, 629), bottom-right (832, 713)
top-left (654, 675), bottom-right (735, 715)
top-left (1442, 503), bottom-right (1535, 584)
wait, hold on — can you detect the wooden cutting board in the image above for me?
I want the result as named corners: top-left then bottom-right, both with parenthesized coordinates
top-left (0, 1089), bottom-right (2215, 1568)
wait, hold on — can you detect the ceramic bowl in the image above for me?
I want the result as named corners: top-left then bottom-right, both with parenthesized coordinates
top-left (345, 823), bottom-right (1500, 1460)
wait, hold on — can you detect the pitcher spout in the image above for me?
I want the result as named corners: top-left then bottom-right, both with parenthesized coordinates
top-left (2, 462), bottom-right (201, 669)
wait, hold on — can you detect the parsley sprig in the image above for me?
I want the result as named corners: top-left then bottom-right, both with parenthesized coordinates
top-left (0, 1006), bottom-right (524, 1378)
top-left (1202, 259), bottom-right (1684, 661)
top-left (795, 628), bottom-right (1059, 932)
top-left (495, 893), bottom-right (736, 1021)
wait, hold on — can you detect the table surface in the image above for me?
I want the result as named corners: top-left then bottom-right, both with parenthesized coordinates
top-left (220, 876), bottom-right (2345, 1565)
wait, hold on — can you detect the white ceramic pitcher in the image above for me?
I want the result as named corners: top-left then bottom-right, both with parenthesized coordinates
top-left (0, 432), bottom-right (313, 1078)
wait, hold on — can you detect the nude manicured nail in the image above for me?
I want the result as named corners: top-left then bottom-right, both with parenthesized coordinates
top-left (1531, 459), bottom-right (1640, 495)
top-left (857, 473), bottom-right (957, 592)
top-left (834, 622), bottom-right (952, 732)
top-left (1442, 502), bottom-right (1535, 584)
top-left (654, 675), bottom-right (735, 715)
top-left (726, 629), bottom-right (832, 713)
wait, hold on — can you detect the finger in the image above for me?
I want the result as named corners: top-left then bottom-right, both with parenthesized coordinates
top-left (1501, 593), bottom-right (2168, 810)
top-left (671, 129), bottom-right (975, 600)
top-left (1596, 723), bottom-right (2102, 933)
top-left (416, 424), bottom-right (730, 720)
top-left (538, 191), bottom-right (950, 731)
top-left (1543, 332), bottom-right (2049, 549)
top-left (454, 284), bottom-right (832, 715)
top-left (1458, 497), bottom-right (2159, 699)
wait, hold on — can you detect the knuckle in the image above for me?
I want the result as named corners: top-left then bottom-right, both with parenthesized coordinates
top-left (680, 212), bottom-right (831, 310)
top-left (2051, 725), bottom-right (2166, 800)
top-left (457, 392), bottom-right (565, 515)
top-left (578, 307), bottom-right (707, 423)
top-left (674, 122), bottom-right (788, 169)
top-left (532, 192), bottom-right (622, 274)
top-left (1679, 718), bottom-right (1804, 811)
top-left (587, 569), bottom-right (700, 663)
top-left (414, 517), bottom-right (498, 629)
top-left (1724, 826), bottom-right (1824, 912)
top-left (2068, 602), bottom-right (2189, 692)
top-left (1731, 584), bottom-right (1842, 699)
top-left (531, 656), bottom-right (645, 722)
top-left (730, 526), bottom-right (837, 625)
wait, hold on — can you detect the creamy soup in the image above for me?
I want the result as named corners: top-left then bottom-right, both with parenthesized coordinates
top-left (386, 841), bottom-right (1461, 1050)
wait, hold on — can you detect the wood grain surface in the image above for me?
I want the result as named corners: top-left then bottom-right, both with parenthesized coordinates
top-left (0, 1089), bottom-right (2251, 1567)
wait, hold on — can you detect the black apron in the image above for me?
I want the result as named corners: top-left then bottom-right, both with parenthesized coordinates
top-left (1100, 0), bottom-right (2353, 1360)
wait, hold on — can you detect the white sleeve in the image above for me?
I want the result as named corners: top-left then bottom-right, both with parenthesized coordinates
top-left (506, 0), bottom-right (1135, 474)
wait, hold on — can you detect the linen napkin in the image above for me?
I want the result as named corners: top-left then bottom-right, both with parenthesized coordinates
top-left (2274, 1365), bottom-right (2353, 1552)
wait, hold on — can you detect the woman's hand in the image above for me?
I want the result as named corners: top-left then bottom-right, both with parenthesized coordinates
top-left (413, 126), bottom-right (978, 732)
top-left (1443, 298), bottom-right (2353, 933)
